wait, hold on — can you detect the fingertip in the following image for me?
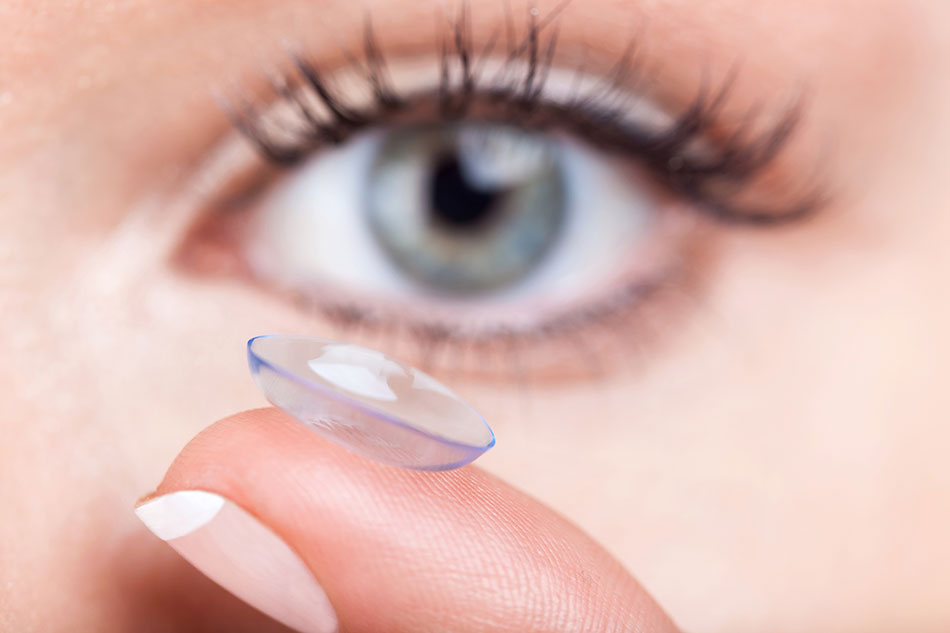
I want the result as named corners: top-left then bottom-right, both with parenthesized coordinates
top-left (139, 407), bottom-right (679, 633)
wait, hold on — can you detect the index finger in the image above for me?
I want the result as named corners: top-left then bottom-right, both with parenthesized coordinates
top-left (136, 407), bottom-right (680, 633)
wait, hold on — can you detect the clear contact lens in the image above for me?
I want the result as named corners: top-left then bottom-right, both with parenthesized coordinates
top-left (247, 334), bottom-right (495, 470)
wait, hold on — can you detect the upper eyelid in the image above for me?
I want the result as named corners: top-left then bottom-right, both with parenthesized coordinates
top-left (223, 10), bottom-right (825, 226)
top-left (233, 57), bottom-right (671, 160)
top-left (228, 7), bottom-right (662, 159)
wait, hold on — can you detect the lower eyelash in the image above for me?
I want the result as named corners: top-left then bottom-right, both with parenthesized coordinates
top-left (252, 208), bottom-right (707, 382)
top-left (288, 255), bottom-right (700, 383)
top-left (224, 3), bottom-right (825, 225)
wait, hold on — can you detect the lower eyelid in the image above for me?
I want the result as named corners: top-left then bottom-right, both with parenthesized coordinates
top-left (303, 247), bottom-right (706, 384)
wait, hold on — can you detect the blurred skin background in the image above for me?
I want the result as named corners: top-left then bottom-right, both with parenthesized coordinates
top-left (2, 1), bottom-right (949, 632)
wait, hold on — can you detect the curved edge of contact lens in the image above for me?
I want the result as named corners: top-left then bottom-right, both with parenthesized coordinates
top-left (246, 335), bottom-right (496, 463)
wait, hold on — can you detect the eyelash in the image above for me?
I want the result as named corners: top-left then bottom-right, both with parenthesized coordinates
top-left (201, 4), bottom-right (825, 378)
top-left (226, 6), bottom-right (822, 226)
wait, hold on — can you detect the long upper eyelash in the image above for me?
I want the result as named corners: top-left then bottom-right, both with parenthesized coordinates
top-left (226, 3), bottom-right (824, 225)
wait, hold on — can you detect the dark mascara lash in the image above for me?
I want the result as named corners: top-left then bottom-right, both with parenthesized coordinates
top-left (226, 3), bottom-right (822, 225)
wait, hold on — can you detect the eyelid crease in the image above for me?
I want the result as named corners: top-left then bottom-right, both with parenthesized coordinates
top-left (221, 3), bottom-right (826, 226)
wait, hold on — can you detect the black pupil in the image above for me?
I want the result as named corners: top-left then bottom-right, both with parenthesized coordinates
top-left (430, 154), bottom-right (505, 229)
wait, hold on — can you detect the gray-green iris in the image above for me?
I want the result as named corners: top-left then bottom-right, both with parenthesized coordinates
top-left (364, 124), bottom-right (567, 294)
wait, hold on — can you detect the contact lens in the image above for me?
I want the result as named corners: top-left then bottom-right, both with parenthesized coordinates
top-left (247, 334), bottom-right (495, 470)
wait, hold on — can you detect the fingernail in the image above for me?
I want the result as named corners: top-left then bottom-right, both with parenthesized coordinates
top-left (135, 490), bottom-right (337, 633)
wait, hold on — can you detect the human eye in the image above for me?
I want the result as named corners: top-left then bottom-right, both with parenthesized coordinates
top-left (179, 4), bottom-right (822, 378)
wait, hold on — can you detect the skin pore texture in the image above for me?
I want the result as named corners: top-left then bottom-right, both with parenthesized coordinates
top-left (2, 1), bottom-right (950, 632)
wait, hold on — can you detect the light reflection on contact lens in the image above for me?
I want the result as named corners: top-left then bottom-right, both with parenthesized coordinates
top-left (248, 334), bottom-right (495, 470)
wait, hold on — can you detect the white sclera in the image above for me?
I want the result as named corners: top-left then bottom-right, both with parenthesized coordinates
top-left (247, 335), bottom-right (494, 470)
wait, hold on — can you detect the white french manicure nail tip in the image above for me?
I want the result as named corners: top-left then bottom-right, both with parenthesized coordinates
top-left (135, 490), bottom-right (338, 633)
top-left (135, 490), bottom-right (225, 540)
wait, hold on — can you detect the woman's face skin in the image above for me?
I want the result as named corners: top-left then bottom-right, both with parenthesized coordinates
top-left (3, 1), bottom-right (949, 632)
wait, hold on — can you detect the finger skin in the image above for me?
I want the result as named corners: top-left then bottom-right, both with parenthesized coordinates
top-left (154, 408), bottom-right (680, 633)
